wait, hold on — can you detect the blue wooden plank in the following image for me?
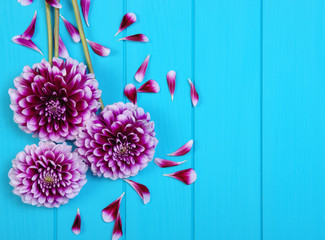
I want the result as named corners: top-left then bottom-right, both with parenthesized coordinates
top-left (194, 1), bottom-right (262, 239)
top-left (263, 1), bottom-right (325, 239)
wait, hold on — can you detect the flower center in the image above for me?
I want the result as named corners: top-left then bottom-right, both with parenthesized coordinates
top-left (44, 176), bottom-right (53, 184)
top-left (45, 99), bottom-right (65, 120)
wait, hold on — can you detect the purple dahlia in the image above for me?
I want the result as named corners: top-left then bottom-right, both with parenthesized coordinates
top-left (9, 141), bottom-right (88, 208)
top-left (9, 57), bottom-right (101, 142)
top-left (75, 102), bottom-right (158, 180)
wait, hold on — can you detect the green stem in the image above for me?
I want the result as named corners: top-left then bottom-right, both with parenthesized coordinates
top-left (71, 0), bottom-right (104, 110)
top-left (45, 2), bottom-right (53, 64)
top-left (54, 0), bottom-right (60, 58)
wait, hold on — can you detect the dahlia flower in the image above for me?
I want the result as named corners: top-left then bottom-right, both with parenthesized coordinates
top-left (9, 57), bottom-right (102, 142)
top-left (9, 142), bottom-right (88, 208)
top-left (75, 102), bottom-right (158, 180)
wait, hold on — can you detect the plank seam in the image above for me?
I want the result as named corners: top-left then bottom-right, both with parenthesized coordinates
top-left (123, 0), bottom-right (127, 239)
top-left (260, 0), bottom-right (264, 239)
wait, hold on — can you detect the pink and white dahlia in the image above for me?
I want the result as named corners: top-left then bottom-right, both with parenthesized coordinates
top-left (75, 102), bottom-right (158, 180)
top-left (9, 142), bottom-right (88, 208)
top-left (9, 57), bottom-right (102, 142)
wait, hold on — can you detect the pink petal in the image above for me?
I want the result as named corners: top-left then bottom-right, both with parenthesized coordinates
top-left (59, 35), bottom-right (69, 59)
top-left (154, 158), bottom-right (187, 168)
top-left (167, 70), bottom-right (176, 101)
top-left (188, 79), bottom-right (199, 107)
top-left (81, 0), bottom-right (91, 27)
top-left (46, 0), bottom-right (62, 8)
top-left (124, 84), bottom-right (137, 104)
top-left (22, 11), bottom-right (37, 40)
top-left (18, 0), bottom-right (33, 6)
top-left (112, 213), bottom-right (123, 240)
top-left (137, 80), bottom-right (160, 93)
top-left (119, 34), bottom-right (149, 42)
top-left (124, 179), bottom-right (150, 204)
top-left (102, 193), bottom-right (125, 223)
top-left (164, 168), bottom-right (197, 185)
top-left (60, 15), bottom-right (80, 43)
top-left (12, 36), bottom-right (43, 56)
top-left (135, 55), bottom-right (150, 83)
top-left (71, 208), bottom-right (81, 235)
top-left (115, 12), bottom-right (137, 36)
top-left (86, 39), bottom-right (110, 57)
top-left (167, 140), bottom-right (193, 156)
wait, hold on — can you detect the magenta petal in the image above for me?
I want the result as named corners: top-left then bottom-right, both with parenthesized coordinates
top-left (124, 179), bottom-right (150, 204)
top-left (102, 193), bottom-right (125, 223)
top-left (46, 0), bottom-right (62, 8)
top-left (115, 12), bottom-right (137, 36)
top-left (167, 70), bottom-right (176, 101)
top-left (167, 140), bottom-right (193, 156)
top-left (135, 55), bottom-right (150, 83)
top-left (22, 11), bottom-right (37, 40)
top-left (188, 79), bottom-right (199, 107)
top-left (81, 0), bottom-right (91, 27)
top-left (86, 39), bottom-right (110, 57)
top-left (164, 168), bottom-right (197, 185)
top-left (137, 80), bottom-right (160, 93)
top-left (112, 213), bottom-right (123, 240)
top-left (61, 15), bottom-right (80, 43)
top-left (119, 34), bottom-right (149, 42)
top-left (71, 208), bottom-right (81, 235)
top-left (18, 0), bottom-right (33, 6)
top-left (124, 84), bottom-right (137, 104)
top-left (59, 35), bottom-right (69, 59)
top-left (154, 158), bottom-right (187, 168)
top-left (12, 36), bottom-right (43, 55)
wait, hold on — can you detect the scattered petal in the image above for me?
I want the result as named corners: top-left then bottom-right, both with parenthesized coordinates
top-left (135, 55), bottom-right (150, 83)
top-left (154, 158), bottom-right (187, 168)
top-left (124, 84), bottom-right (137, 104)
top-left (119, 34), bottom-right (149, 42)
top-left (22, 11), bottom-right (37, 40)
top-left (102, 193), bottom-right (125, 223)
top-left (124, 179), bottom-right (150, 204)
top-left (71, 208), bottom-right (81, 235)
top-left (115, 12), bottom-right (137, 36)
top-left (164, 168), bottom-right (197, 185)
top-left (12, 36), bottom-right (43, 56)
top-left (112, 213), bottom-right (123, 240)
top-left (86, 39), bottom-right (110, 57)
top-left (18, 0), bottom-right (33, 6)
top-left (80, 0), bottom-right (91, 27)
top-left (137, 80), bottom-right (160, 93)
top-left (167, 70), bottom-right (176, 101)
top-left (59, 35), bottom-right (69, 59)
top-left (167, 140), bottom-right (193, 156)
top-left (60, 15), bottom-right (80, 43)
top-left (188, 79), bottom-right (199, 107)
top-left (46, 0), bottom-right (62, 8)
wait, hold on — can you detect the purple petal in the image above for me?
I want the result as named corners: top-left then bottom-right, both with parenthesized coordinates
top-left (119, 34), bottom-right (149, 42)
top-left (18, 0), bottom-right (33, 6)
top-left (102, 193), bottom-right (125, 223)
top-left (164, 168), bottom-right (197, 185)
top-left (154, 158), bottom-right (187, 168)
top-left (60, 15), bottom-right (80, 43)
top-left (46, 0), bottom-right (62, 8)
top-left (59, 35), bottom-right (69, 59)
top-left (124, 179), bottom-right (150, 204)
top-left (86, 39), bottom-right (110, 57)
top-left (135, 55), bottom-right (150, 83)
top-left (188, 79), bottom-right (199, 107)
top-left (167, 70), bottom-right (176, 101)
top-left (81, 0), bottom-right (91, 27)
top-left (71, 208), bottom-right (81, 235)
top-left (12, 36), bottom-right (43, 55)
top-left (167, 140), bottom-right (193, 156)
top-left (112, 213), bottom-right (123, 240)
top-left (137, 80), bottom-right (160, 93)
top-left (115, 12), bottom-right (137, 36)
top-left (124, 84), bottom-right (137, 104)
top-left (22, 11), bottom-right (37, 40)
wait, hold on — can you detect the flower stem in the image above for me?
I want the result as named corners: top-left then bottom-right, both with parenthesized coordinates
top-left (71, 0), bottom-right (104, 110)
top-left (45, 2), bottom-right (53, 64)
top-left (54, 0), bottom-right (60, 58)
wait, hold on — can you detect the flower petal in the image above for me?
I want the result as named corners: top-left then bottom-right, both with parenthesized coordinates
top-left (60, 15), bottom-right (80, 43)
top-left (112, 213), bottom-right (123, 240)
top-left (167, 70), bottom-right (176, 101)
top-left (46, 0), bottom-right (62, 8)
top-left (119, 34), bottom-right (149, 42)
top-left (137, 80), bottom-right (160, 93)
top-left (71, 208), bottom-right (81, 235)
top-left (164, 168), bottom-right (197, 185)
top-left (12, 36), bottom-right (43, 55)
top-left (154, 158), bottom-right (187, 168)
top-left (22, 11), bottom-right (37, 40)
top-left (115, 12), bottom-right (137, 36)
top-left (124, 84), bottom-right (137, 104)
top-left (18, 0), bottom-right (33, 6)
top-left (135, 55), bottom-right (150, 83)
top-left (188, 79), bottom-right (199, 107)
top-left (81, 0), bottom-right (91, 27)
top-left (124, 179), bottom-right (150, 204)
top-left (86, 39), bottom-right (110, 57)
top-left (102, 192), bottom-right (125, 223)
top-left (59, 35), bottom-right (69, 59)
top-left (167, 140), bottom-right (193, 156)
